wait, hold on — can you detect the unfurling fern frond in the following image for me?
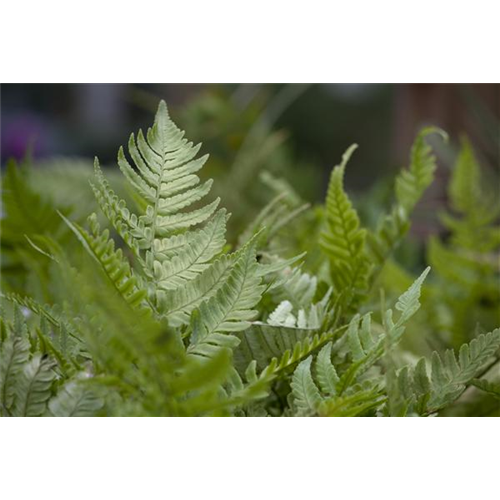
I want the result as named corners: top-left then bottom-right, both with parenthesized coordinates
top-left (320, 145), bottom-right (371, 310)
top-left (394, 329), bottom-right (500, 415)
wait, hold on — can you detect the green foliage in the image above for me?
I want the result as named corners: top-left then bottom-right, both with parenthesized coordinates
top-left (367, 127), bottom-right (447, 271)
top-left (470, 378), bottom-right (500, 400)
top-left (48, 380), bottom-right (103, 417)
top-left (390, 329), bottom-right (500, 415)
top-left (289, 268), bottom-right (429, 416)
top-left (0, 323), bottom-right (30, 412)
top-left (426, 139), bottom-right (500, 348)
top-left (320, 145), bottom-right (371, 312)
top-left (395, 127), bottom-right (448, 211)
top-left (13, 354), bottom-right (57, 417)
top-left (1, 99), bottom-right (498, 417)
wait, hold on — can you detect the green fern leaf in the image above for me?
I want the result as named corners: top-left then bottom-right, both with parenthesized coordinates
top-left (13, 354), bottom-right (57, 417)
top-left (395, 127), bottom-right (447, 211)
top-left (442, 137), bottom-right (500, 251)
top-left (320, 144), bottom-right (371, 308)
top-left (89, 101), bottom-right (226, 316)
top-left (291, 356), bottom-right (322, 414)
top-left (188, 239), bottom-right (265, 358)
top-left (1, 159), bottom-right (67, 245)
top-left (158, 252), bottom-right (236, 325)
top-left (0, 332), bottom-right (30, 413)
top-left (366, 128), bottom-right (446, 274)
top-left (470, 378), bottom-right (500, 400)
top-left (151, 209), bottom-right (228, 291)
top-left (315, 342), bottom-right (339, 397)
top-left (394, 266), bottom-right (430, 327)
top-left (48, 380), bottom-right (103, 417)
top-left (399, 329), bottom-right (500, 414)
top-left (60, 212), bottom-right (148, 309)
top-left (449, 137), bottom-right (482, 215)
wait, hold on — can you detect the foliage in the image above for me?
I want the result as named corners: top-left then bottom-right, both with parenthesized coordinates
top-left (1, 100), bottom-right (498, 417)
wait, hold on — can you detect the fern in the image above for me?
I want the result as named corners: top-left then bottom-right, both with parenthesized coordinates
top-left (320, 145), bottom-right (371, 311)
top-left (63, 101), bottom-right (278, 360)
top-left (0, 329), bottom-right (30, 413)
top-left (89, 101), bottom-right (223, 314)
top-left (188, 238), bottom-right (264, 358)
top-left (395, 127), bottom-right (447, 212)
top-left (367, 127), bottom-right (447, 270)
top-left (289, 268), bottom-right (429, 415)
top-left (61, 213), bottom-right (148, 310)
top-left (2, 97), bottom-right (498, 418)
top-left (233, 291), bottom-right (331, 372)
top-left (470, 378), bottom-right (500, 400)
top-left (394, 329), bottom-right (500, 415)
top-left (48, 380), bottom-right (103, 417)
top-left (424, 138), bottom-right (500, 347)
top-left (13, 354), bottom-right (57, 417)
top-left (290, 356), bottom-right (322, 414)
top-left (442, 137), bottom-right (500, 251)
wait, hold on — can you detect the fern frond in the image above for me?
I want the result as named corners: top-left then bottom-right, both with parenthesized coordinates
top-left (151, 209), bottom-right (228, 290)
top-left (367, 128), bottom-right (446, 271)
top-left (13, 354), bottom-right (57, 417)
top-left (1, 159), bottom-right (67, 244)
top-left (60, 212), bottom-right (148, 309)
top-left (449, 137), bottom-right (482, 215)
top-left (315, 342), bottom-right (339, 396)
top-left (88, 101), bottom-right (227, 316)
top-left (291, 349), bottom-right (384, 416)
top-left (234, 323), bottom-right (317, 373)
top-left (92, 102), bottom-right (218, 247)
top-left (0, 330), bottom-right (30, 413)
top-left (393, 266), bottom-right (430, 327)
top-left (287, 267), bottom-right (430, 412)
top-left (48, 380), bottom-right (103, 417)
top-left (442, 137), bottom-right (500, 252)
top-left (395, 127), bottom-right (447, 212)
top-left (397, 329), bottom-right (500, 414)
top-left (320, 144), bottom-right (371, 309)
top-left (159, 252), bottom-right (237, 326)
top-left (271, 267), bottom-right (318, 310)
top-left (291, 356), bottom-right (322, 414)
top-left (188, 239), bottom-right (265, 358)
top-left (470, 378), bottom-right (500, 400)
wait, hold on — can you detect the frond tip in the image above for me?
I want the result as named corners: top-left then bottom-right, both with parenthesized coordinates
top-left (320, 144), bottom-right (371, 309)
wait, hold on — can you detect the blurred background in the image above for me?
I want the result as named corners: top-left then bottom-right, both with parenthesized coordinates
top-left (2, 84), bottom-right (498, 170)
top-left (1, 83), bottom-right (499, 241)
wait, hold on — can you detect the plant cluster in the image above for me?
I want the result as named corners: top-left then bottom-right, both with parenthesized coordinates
top-left (1, 101), bottom-right (499, 416)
